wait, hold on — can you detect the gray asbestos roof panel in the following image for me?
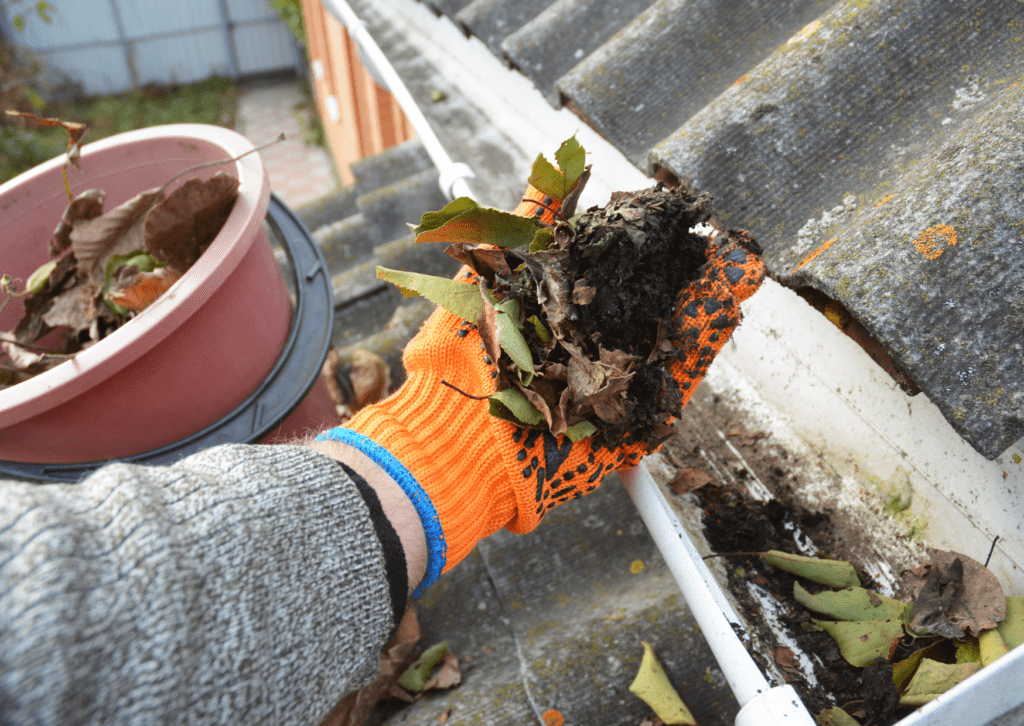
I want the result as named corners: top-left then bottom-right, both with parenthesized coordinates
top-left (647, 0), bottom-right (1024, 457)
top-left (432, 0), bottom-right (1024, 458)
top-left (500, 0), bottom-right (656, 106)
top-left (555, 0), bottom-right (831, 164)
top-left (455, 0), bottom-right (560, 57)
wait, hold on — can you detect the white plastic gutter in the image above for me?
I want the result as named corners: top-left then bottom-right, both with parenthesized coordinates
top-left (317, 1), bottom-right (817, 722)
top-left (320, 0), bottom-right (475, 201)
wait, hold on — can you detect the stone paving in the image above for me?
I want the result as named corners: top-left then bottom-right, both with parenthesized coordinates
top-left (235, 80), bottom-right (340, 208)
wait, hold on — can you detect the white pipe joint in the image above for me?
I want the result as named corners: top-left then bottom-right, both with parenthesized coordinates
top-left (438, 162), bottom-right (475, 200)
top-left (736, 684), bottom-right (817, 726)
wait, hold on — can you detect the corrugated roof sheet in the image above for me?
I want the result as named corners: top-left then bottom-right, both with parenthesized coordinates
top-left (421, 0), bottom-right (1024, 459)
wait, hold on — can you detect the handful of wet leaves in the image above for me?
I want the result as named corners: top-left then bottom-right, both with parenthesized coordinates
top-left (750, 548), bottom-right (1024, 725)
top-left (377, 137), bottom-right (726, 449)
top-left (0, 112), bottom-right (246, 387)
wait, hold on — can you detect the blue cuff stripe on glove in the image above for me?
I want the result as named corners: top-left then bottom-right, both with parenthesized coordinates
top-left (316, 427), bottom-right (446, 596)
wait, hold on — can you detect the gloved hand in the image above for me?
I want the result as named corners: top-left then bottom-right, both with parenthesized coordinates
top-left (319, 186), bottom-right (764, 593)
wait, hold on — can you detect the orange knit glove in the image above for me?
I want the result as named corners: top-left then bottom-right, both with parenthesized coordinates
top-left (318, 188), bottom-right (764, 594)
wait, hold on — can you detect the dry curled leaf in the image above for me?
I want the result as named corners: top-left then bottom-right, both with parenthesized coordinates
top-left (668, 466), bottom-right (713, 495)
top-left (907, 548), bottom-right (1005, 638)
top-left (144, 173), bottom-right (239, 273)
top-left (51, 189), bottom-right (104, 256)
top-left (70, 188), bottom-right (164, 276)
top-left (4, 110), bottom-right (88, 169)
top-left (106, 266), bottom-right (181, 312)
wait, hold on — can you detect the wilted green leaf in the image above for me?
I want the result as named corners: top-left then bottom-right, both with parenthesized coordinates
top-left (554, 136), bottom-right (586, 194)
top-left (899, 659), bottom-right (980, 707)
top-left (816, 706), bottom-right (860, 726)
top-left (376, 267), bottom-right (483, 322)
top-left (998, 596), bottom-right (1024, 649)
top-left (565, 421), bottom-right (597, 442)
top-left (530, 228), bottom-right (554, 253)
top-left (527, 315), bottom-right (552, 343)
top-left (893, 640), bottom-right (947, 692)
top-left (409, 197), bottom-right (479, 236)
top-left (628, 641), bottom-right (697, 725)
top-left (414, 207), bottom-right (542, 249)
top-left (815, 618), bottom-right (905, 667)
top-left (494, 298), bottom-right (534, 382)
top-left (956, 639), bottom-right (981, 664)
top-left (980, 627), bottom-right (1009, 666)
top-left (794, 582), bottom-right (908, 622)
top-left (762, 551), bottom-right (860, 589)
top-left (489, 388), bottom-right (544, 426)
top-left (25, 260), bottom-right (58, 294)
top-left (398, 641), bottom-right (449, 693)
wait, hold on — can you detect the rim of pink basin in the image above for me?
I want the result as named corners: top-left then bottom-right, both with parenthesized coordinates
top-left (0, 123), bottom-right (270, 428)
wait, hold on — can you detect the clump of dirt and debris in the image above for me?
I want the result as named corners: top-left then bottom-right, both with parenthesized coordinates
top-left (378, 137), bottom-right (762, 450)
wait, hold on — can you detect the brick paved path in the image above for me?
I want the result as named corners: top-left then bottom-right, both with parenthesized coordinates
top-left (235, 80), bottom-right (340, 208)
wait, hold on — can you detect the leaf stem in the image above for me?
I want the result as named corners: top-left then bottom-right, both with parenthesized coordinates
top-left (61, 164), bottom-right (72, 202)
top-left (522, 198), bottom-right (571, 225)
top-left (0, 335), bottom-right (66, 354)
top-left (440, 379), bottom-right (491, 400)
top-left (701, 551), bottom-right (767, 560)
top-left (158, 133), bottom-right (286, 196)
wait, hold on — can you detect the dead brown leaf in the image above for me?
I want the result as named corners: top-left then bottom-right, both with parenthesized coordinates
top-left (350, 349), bottom-right (391, 410)
top-left (774, 646), bottom-right (801, 674)
top-left (423, 650), bottom-right (461, 691)
top-left (564, 342), bottom-right (634, 425)
top-left (572, 281), bottom-right (596, 305)
top-left (438, 708), bottom-right (452, 724)
top-left (445, 244), bottom-right (511, 280)
top-left (41, 282), bottom-right (100, 332)
top-left (320, 605), bottom-right (421, 726)
top-left (5, 111), bottom-right (88, 169)
top-left (144, 172), bottom-right (239, 273)
top-left (51, 189), bottom-right (105, 256)
top-left (106, 266), bottom-right (181, 312)
top-left (69, 187), bottom-right (164, 276)
top-left (907, 548), bottom-right (1006, 638)
top-left (669, 466), bottom-right (714, 495)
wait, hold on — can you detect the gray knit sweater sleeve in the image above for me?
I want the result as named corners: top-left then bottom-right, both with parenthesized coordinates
top-left (0, 444), bottom-right (396, 726)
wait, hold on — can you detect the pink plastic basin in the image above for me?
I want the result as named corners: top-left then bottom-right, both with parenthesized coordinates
top-left (0, 124), bottom-right (292, 463)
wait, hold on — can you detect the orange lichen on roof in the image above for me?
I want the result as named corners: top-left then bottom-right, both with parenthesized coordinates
top-left (793, 237), bottom-right (838, 272)
top-left (733, 74), bottom-right (748, 86)
top-left (787, 20), bottom-right (822, 44)
top-left (875, 194), bottom-right (894, 207)
top-left (542, 710), bottom-right (565, 726)
top-left (913, 224), bottom-right (958, 260)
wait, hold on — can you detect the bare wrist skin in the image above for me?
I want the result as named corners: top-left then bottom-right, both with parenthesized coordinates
top-left (307, 439), bottom-right (428, 596)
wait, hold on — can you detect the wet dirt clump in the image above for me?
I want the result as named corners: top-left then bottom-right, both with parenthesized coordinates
top-left (490, 184), bottom-right (755, 450)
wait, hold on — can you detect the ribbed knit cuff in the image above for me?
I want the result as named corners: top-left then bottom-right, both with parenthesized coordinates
top-left (315, 428), bottom-right (446, 597)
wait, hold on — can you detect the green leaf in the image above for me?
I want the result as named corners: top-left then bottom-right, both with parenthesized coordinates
top-left (629, 641), bottom-right (698, 725)
top-left (893, 640), bottom-right (947, 692)
top-left (565, 421), bottom-right (597, 442)
top-left (980, 627), bottom-right (1009, 666)
top-left (25, 260), bottom-right (57, 294)
top-left (409, 197), bottom-right (479, 236)
top-left (376, 267), bottom-right (483, 322)
top-left (527, 315), bottom-right (552, 343)
top-left (554, 135), bottom-right (586, 193)
top-left (489, 388), bottom-right (544, 426)
top-left (816, 706), bottom-right (860, 726)
top-left (956, 639), bottom-right (981, 664)
top-left (815, 618), bottom-right (905, 667)
top-left (528, 152), bottom-right (566, 203)
top-left (414, 207), bottom-right (542, 249)
top-left (530, 228), bottom-right (554, 253)
top-left (494, 298), bottom-right (534, 382)
top-left (998, 596), bottom-right (1024, 649)
top-left (398, 641), bottom-right (449, 693)
top-left (899, 659), bottom-right (980, 707)
top-left (794, 582), bottom-right (908, 622)
top-left (761, 551), bottom-right (860, 589)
